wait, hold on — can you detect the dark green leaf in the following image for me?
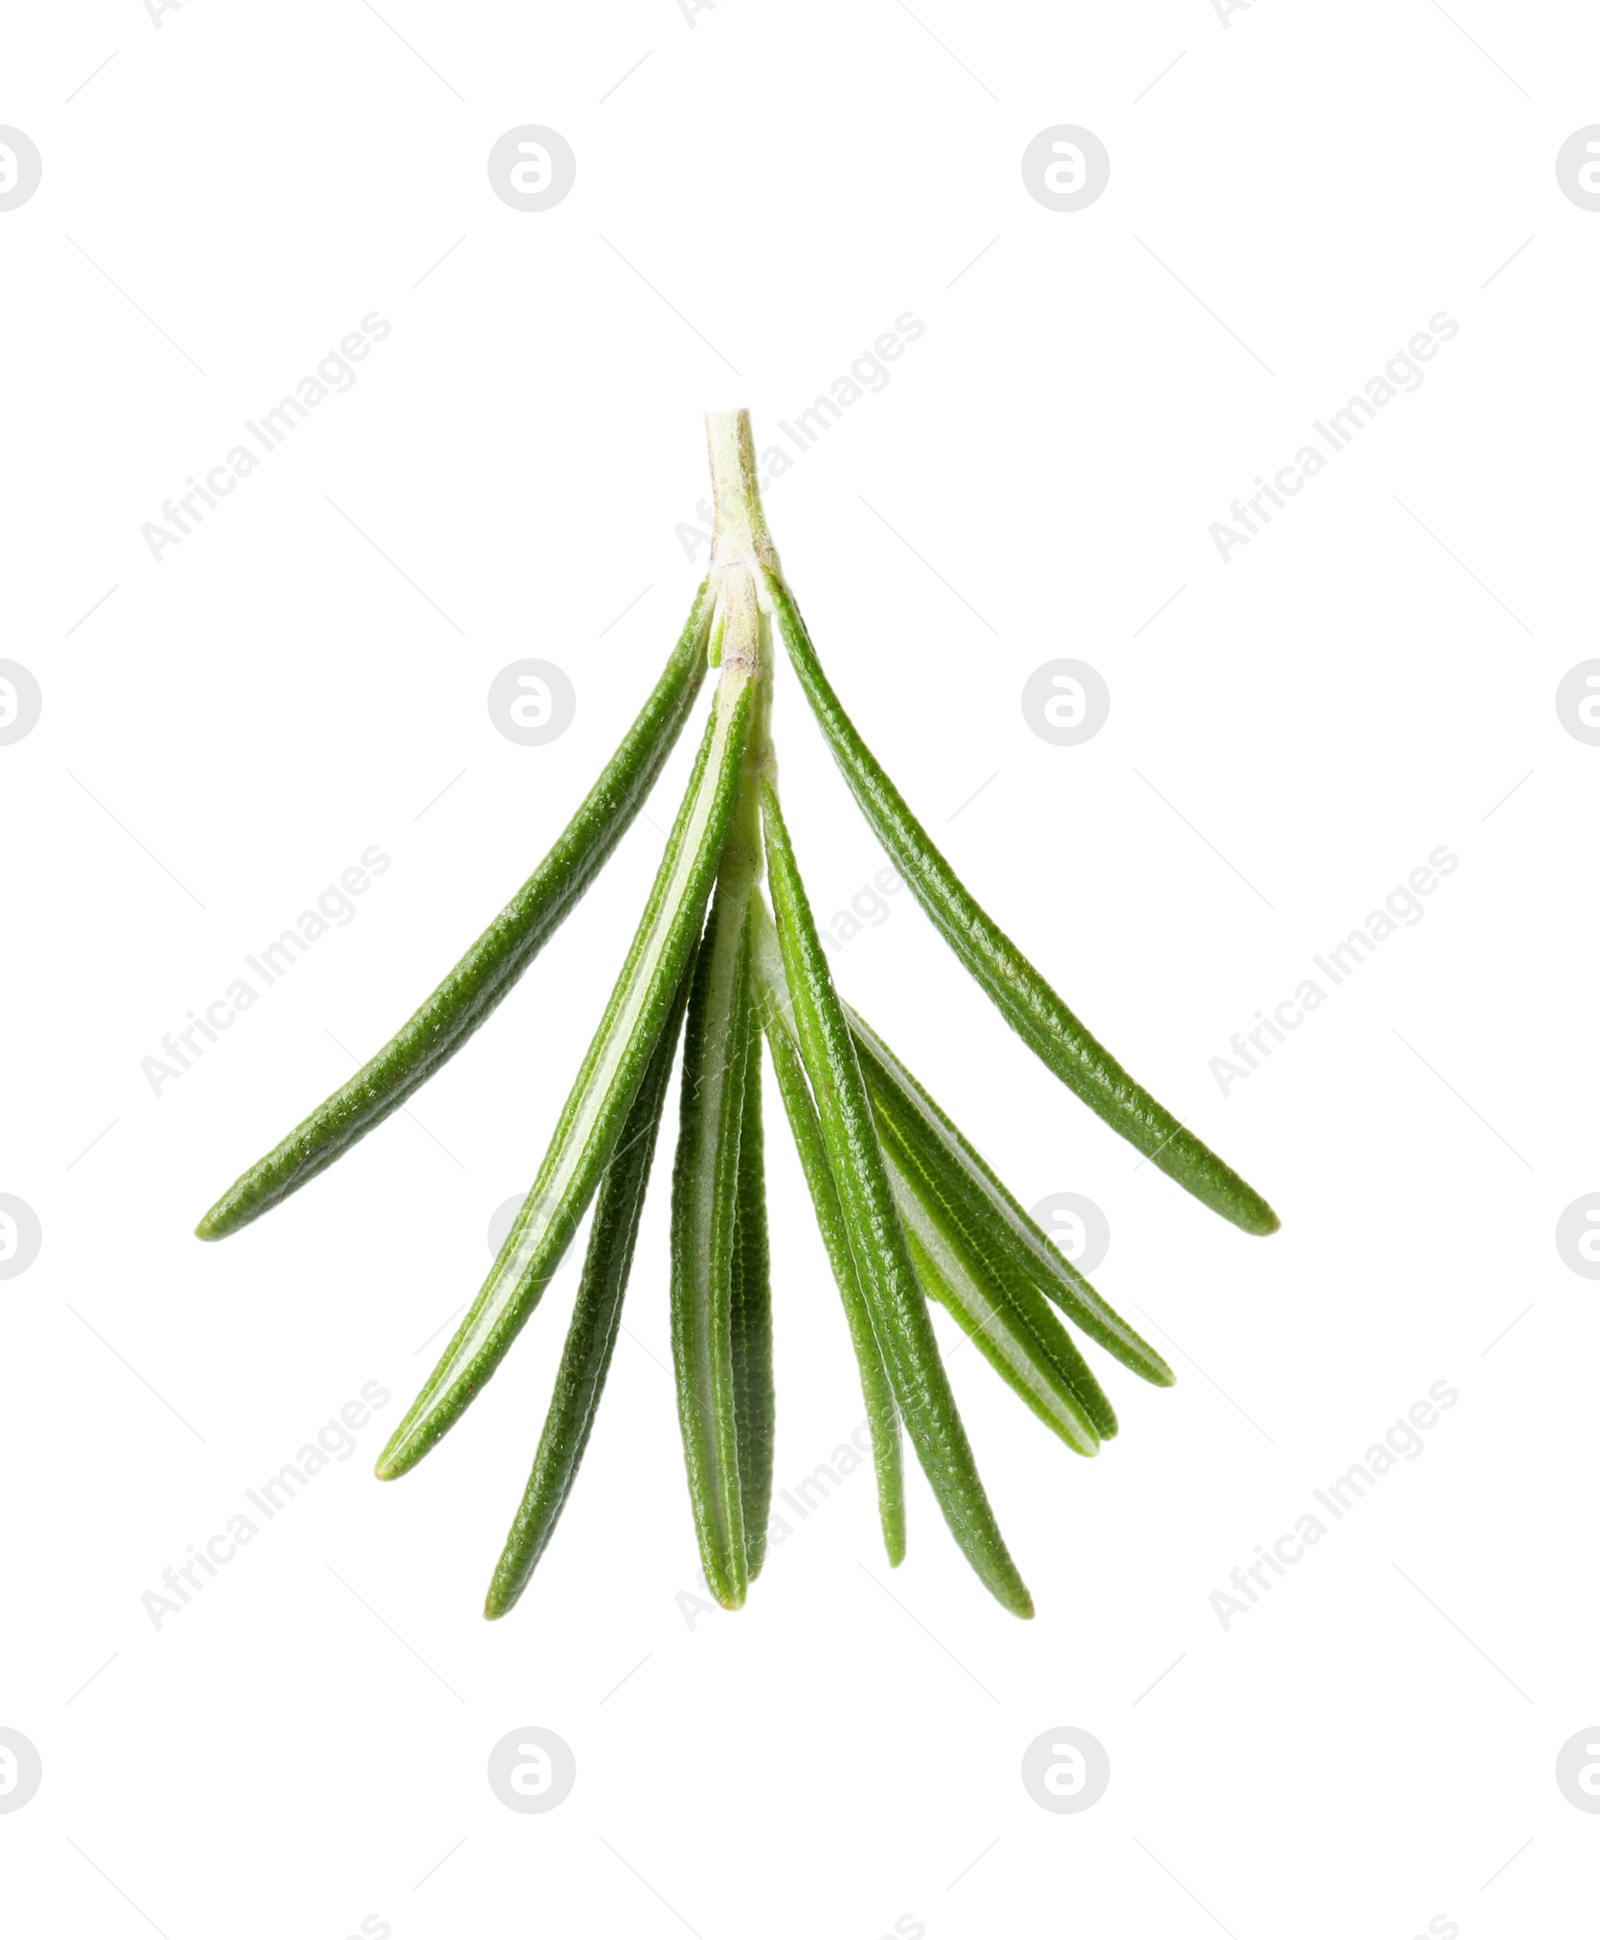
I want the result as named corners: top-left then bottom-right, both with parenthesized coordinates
top-left (750, 903), bottom-right (905, 1566)
top-left (484, 958), bottom-right (692, 1618)
top-left (198, 584), bottom-right (712, 1240)
top-left (730, 962), bottom-right (775, 1581)
top-left (768, 573), bottom-right (1279, 1240)
top-left (671, 881), bottom-right (756, 1609)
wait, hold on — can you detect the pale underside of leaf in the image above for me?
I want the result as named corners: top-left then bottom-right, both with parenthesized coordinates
top-left (881, 1131), bottom-right (1102, 1456)
top-left (848, 1009), bottom-right (1173, 1391)
top-left (377, 659), bottom-right (755, 1479)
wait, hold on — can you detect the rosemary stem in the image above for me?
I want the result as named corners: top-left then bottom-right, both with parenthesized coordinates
top-left (705, 407), bottom-right (779, 806)
top-left (706, 408), bottom-right (780, 581)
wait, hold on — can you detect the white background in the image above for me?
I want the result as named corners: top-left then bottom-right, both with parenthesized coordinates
top-left (3, 2), bottom-right (1597, 1936)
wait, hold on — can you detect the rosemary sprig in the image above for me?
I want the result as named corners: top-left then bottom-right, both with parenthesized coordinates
top-left (198, 408), bottom-right (1278, 1619)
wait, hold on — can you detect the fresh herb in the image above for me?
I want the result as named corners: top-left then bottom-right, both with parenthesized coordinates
top-left (199, 410), bottom-right (1277, 1618)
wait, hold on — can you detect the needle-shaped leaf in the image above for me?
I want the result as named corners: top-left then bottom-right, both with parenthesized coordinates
top-left (760, 781), bottom-right (1032, 1617)
top-left (484, 959), bottom-right (692, 1620)
top-left (197, 583), bottom-right (714, 1241)
top-left (670, 881), bottom-right (756, 1609)
top-left (766, 572), bottom-right (1279, 1240)
top-left (731, 986), bottom-right (776, 1581)
top-left (670, 567), bottom-right (771, 1605)
top-left (667, 566), bottom-right (775, 1606)
top-left (750, 901), bottom-right (905, 1566)
top-left (877, 1117), bottom-right (1104, 1455)
top-left (848, 1010), bottom-right (1173, 1393)
top-left (377, 644), bottom-right (757, 1480)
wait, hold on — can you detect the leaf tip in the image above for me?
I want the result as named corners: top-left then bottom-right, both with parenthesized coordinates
top-left (712, 1576), bottom-right (747, 1612)
top-left (193, 1203), bottom-right (230, 1241)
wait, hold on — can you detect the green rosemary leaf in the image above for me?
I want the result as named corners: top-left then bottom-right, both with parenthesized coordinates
top-left (766, 572), bottom-right (1279, 1241)
top-left (848, 1010), bottom-right (1172, 1392)
top-left (731, 977), bottom-right (776, 1580)
top-left (197, 582), bottom-right (713, 1242)
top-left (670, 881), bottom-right (756, 1610)
top-left (671, 568), bottom-right (773, 1607)
top-left (750, 901), bottom-right (905, 1567)
top-left (483, 957), bottom-right (692, 1620)
top-left (376, 648), bottom-right (756, 1481)
top-left (760, 782), bottom-right (1032, 1618)
top-left (877, 1116), bottom-right (1104, 1455)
